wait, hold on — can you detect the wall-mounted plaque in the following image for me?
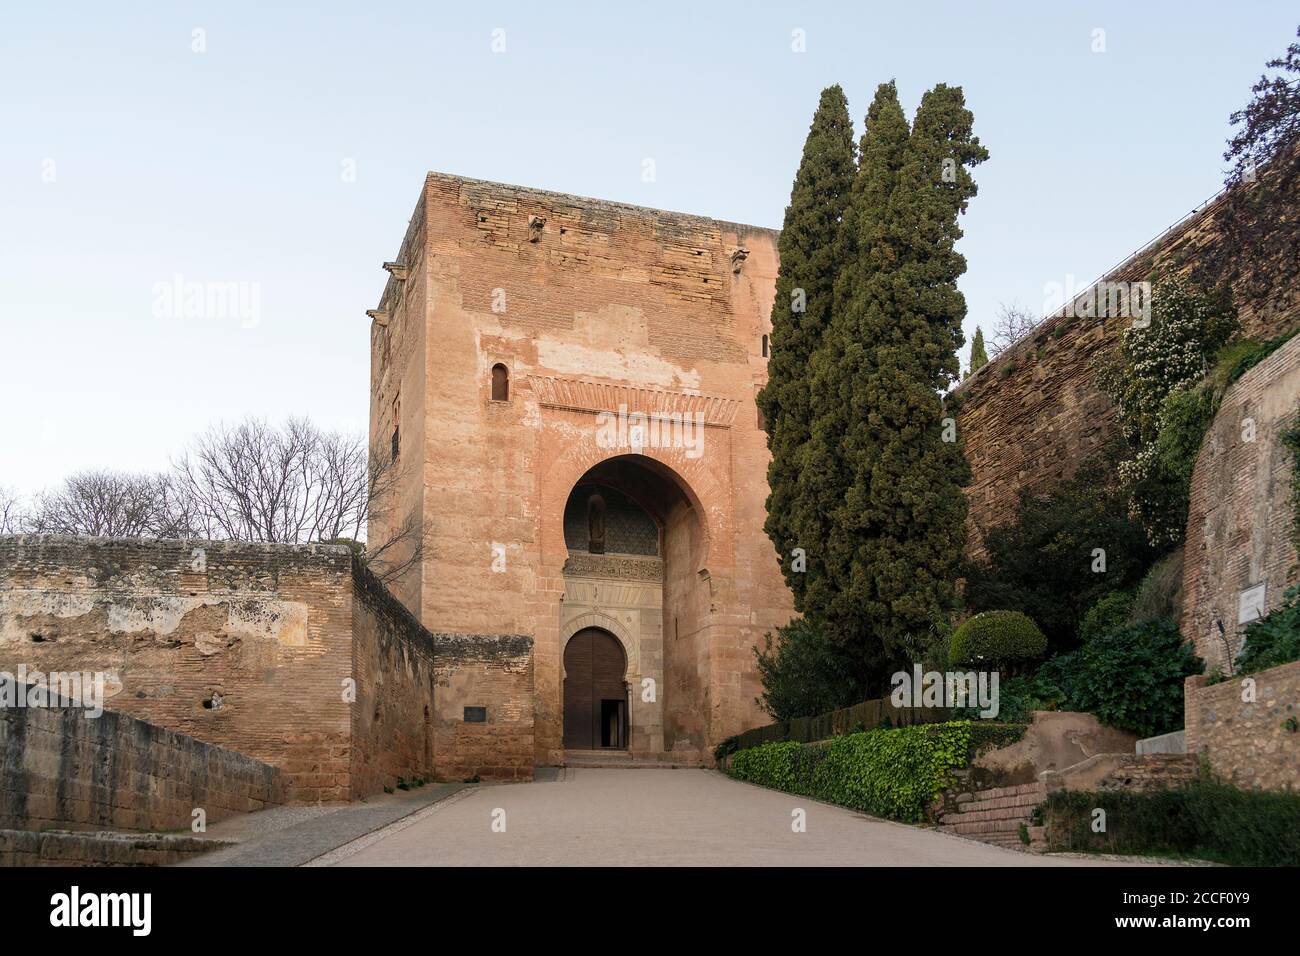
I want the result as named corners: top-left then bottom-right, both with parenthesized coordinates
top-left (1238, 583), bottom-right (1267, 625)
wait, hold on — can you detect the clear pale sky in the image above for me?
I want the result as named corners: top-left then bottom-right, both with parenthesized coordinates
top-left (1, 2), bottom-right (1294, 495)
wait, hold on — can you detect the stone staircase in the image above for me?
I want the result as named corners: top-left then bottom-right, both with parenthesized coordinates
top-left (561, 749), bottom-right (700, 769)
top-left (936, 781), bottom-right (1044, 849)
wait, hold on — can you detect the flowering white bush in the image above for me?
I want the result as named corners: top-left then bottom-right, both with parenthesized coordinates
top-left (1101, 277), bottom-right (1238, 546)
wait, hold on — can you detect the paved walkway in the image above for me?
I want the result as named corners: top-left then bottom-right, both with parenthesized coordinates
top-left (182, 782), bottom-right (466, 866)
top-left (312, 769), bottom-right (1160, 867)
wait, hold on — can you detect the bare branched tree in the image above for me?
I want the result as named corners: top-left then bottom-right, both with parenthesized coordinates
top-left (174, 417), bottom-right (367, 543)
top-left (359, 446), bottom-right (427, 585)
top-left (989, 300), bottom-right (1041, 356)
top-left (26, 470), bottom-right (195, 538)
top-left (0, 486), bottom-right (26, 535)
top-left (173, 417), bottom-right (426, 584)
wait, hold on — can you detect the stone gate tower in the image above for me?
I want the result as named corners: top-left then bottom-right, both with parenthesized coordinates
top-left (368, 172), bottom-right (793, 775)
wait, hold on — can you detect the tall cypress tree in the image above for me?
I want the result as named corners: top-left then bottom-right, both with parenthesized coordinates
top-left (757, 85), bottom-right (856, 608)
top-left (798, 82), bottom-right (910, 675)
top-left (806, 83), bottom-right (987, 670)
top-left (969, 326), bottom-right (988, 375)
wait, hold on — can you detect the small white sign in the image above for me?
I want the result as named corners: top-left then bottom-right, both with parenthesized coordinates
top-left (1238, 583), bottom-right (1267, 625)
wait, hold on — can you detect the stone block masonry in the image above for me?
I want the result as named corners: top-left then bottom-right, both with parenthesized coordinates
top-left (1185, 660), bottom-right (1300, 791)
top-left (0, 535), bottom-right (356, 801)
top-left (369, 171), bottom-right (795, 767)
top-left (954, 186), bottom-right (1300, 560)
top-left (0, 691), bottom-right (282, 833)
top-left (0, 535), bottom-right (527, 798)
top-left (431, 633), bottom-right (534, 781)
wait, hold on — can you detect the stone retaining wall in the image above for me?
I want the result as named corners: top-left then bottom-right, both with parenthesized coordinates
top-left (0, 694), bottom-right (282, 833)
top-left (1185, 660), bottom-right (1300, 791)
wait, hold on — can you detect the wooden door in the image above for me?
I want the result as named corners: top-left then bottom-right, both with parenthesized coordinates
top-left (563, 628), bottom-right (627, 749)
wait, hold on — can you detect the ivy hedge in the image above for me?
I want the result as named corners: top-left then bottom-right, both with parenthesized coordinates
top-left (727, 721), bottom-right (973, 822)
top-left (713, 694), bottom-right (953, 761)
top-left (1041, 775), bottom-right (1300, 866)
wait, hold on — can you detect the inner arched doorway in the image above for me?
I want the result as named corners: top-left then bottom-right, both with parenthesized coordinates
top-left (563, 627), bottom-right (628, 750)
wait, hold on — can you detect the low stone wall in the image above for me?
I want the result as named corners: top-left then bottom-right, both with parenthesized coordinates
top-left (0, 696), bottom-right (282, 833)
top-left (1185, 660), bottom-right (1300, 791)
top-left (0, 829), bottom-right (229, 866)
top-left (1040, 753), bottom-right (1199, 794)
top-left (432, 633), bottom-right (534, 781)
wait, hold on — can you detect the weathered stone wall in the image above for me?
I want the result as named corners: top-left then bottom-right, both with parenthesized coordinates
top-left (0, 829), bottom-right (226, 867)
top-left (431, 633), bottom-right (534, 780)
top-left (1182, 335), bottom-right (1300, 669)
top-left (1185, 661), bottom-right (1300, 791)
top-left (371, 172), bottom-right (793, 764)
top-left (0, 693), bottom-right (282, 833)
top-left (349, 562), bottom-right (438, 797)
top-left (369, 189), bottom-right (429, 619)
top-left (0, 536), bottom-right (355, 802)
top-left (0, 536), bottom-right (476, 798)
top-left (955, 190), bottom-right (1300, 558)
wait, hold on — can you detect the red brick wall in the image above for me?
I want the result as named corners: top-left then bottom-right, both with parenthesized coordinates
top-left (1182, 335), bottom-right (1300, 667)
top-left (370, 172), bottom-right (794, 764)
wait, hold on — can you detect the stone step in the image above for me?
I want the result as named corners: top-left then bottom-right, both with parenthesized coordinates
top-left (966, 782), bottom-right (1044, 802)
top-left (561, 750), bottom-right (700, 769)
top-left (941, 819), bottom-right (1028, 836)
top-left (955, 790), bottom-right (1046, 815)
top-left (940, 804), bottom-right (1036, 825)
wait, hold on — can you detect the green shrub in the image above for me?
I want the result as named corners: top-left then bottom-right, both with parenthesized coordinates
top-left (1213, 327), bottom-right (1299, 387)
top-left (729, 722), bottom-right (972, 822)
top-left (1129, 547), bottom-right (1184, 624)
top-left (752, 618), bottom-right (869, 721)
top-left (949, 610), bottom-right (1047, 668)
top-left (713, 736), bottom-right (741, 762)
top-left (968, 673), bottom-right (1066, 723)
top-left (1079, 590), bottom-right (1135, 643)
top-left (1285, 410), bottom-right (1300, 553)
top-left (968, 721), bottom-right (1027, 754)
top-left (1066, 617), bottom-right (1203, 737)
top-left (1236, 584), bottom-right (1300, 676)
top-left (1033, 653), bottom-right (1076, 702)
top-left (1041, 774), bottom-right (1300, 866)
top-left (962, 451), bottom-right (1155, 654)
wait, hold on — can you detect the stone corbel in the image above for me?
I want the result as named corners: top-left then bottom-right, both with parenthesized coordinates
top-left (729, 247), bottom-right (749, 274)
top-left (366, 309), bottom-right (390, 327)
top-left (383, 261), bottom-right (408, 280)
top-left (528, 215), bottom-right (546, 243)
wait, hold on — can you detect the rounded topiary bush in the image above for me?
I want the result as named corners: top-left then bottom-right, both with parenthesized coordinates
top-left (950, 611), bottom-right (1047, 668)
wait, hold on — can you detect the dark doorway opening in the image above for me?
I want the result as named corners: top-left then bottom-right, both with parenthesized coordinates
top-left (600, 699), bottom-right (626, 749)
top-left (563, 628), bottom-right (628, 749)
